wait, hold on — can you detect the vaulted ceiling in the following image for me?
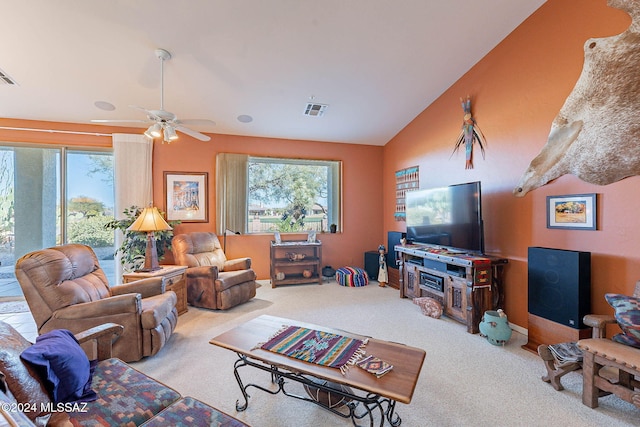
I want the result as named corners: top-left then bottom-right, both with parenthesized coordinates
top-left (0, 0), bottom-right (546, 145)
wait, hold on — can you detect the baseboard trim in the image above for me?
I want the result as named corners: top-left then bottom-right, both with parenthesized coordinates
top-left (510, 322), bottom-right (527, 336)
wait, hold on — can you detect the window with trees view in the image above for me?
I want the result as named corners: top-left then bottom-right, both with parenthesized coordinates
top-left (0, 145), bottom-right (114, 297)
top-left (216, 154), bottom-right (341, 234)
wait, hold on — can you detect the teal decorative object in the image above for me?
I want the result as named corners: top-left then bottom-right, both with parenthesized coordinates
top-left (479, 309), bottom-right (512, 346)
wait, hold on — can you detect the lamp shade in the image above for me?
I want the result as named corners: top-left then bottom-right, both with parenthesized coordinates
top-left (127, 206), bottom-right (172, 232)
top-left (164, 125), bottom-right (178, 142)
top-left (144, 123), bottom-right (162, 139)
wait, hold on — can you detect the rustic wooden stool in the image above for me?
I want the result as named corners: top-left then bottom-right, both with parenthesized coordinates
top-left (538, 344), bottom-right (582, 391)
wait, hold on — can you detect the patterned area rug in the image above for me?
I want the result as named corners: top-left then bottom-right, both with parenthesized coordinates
top-left (0, 299), bottom-right (30, 314)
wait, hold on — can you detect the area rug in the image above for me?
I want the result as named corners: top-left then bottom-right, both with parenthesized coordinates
top-left (259, 325), bottom-right (367, 373)
top-left (0, 299), bottom-right (30, 314)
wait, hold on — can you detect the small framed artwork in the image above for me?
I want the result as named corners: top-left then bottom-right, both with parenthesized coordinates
top-left (164, 172), bottom-right (208, 222)
top-left (546, 193), bottom-right (596, 230)
top-left (307, 231), bottom-right (316, 243)
top-left (274, 231), bottom-right (281, 244)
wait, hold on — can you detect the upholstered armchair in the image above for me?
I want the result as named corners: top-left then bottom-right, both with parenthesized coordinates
top-left (172, 232), bottom-right (257, 310)
top-left (15, 244), bottom-right (178, 362)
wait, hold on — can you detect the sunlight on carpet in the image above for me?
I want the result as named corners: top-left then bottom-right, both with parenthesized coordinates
top-left (0, 299), bottom-right (29, 314)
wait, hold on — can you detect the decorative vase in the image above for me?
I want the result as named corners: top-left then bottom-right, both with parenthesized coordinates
top-left (479, 309), bottom-right (512, 346)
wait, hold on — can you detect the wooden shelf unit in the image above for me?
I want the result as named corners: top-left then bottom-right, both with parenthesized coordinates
top-left (270, 241), bottom-right (322, 287)
top-left (396, 244), bottom-right (507, 334)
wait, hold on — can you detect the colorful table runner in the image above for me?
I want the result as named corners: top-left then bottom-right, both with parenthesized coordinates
top-left (259, 325), bottom-right (367, 374)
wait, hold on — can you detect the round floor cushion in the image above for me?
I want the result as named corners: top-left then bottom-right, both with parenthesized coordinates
top-left (335, 266), bottom-right (369, 287)
top-left (303, 378), bottom-right (353, 409)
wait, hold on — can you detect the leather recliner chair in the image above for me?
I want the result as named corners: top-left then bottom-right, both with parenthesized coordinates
top-left (172, 232), bottom-right (257, 310)
top-left (14, 244), bottom-right (178, 362)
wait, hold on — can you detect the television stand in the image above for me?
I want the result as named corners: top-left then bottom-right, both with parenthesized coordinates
top-left (395, 243), bottom-right (508, 334)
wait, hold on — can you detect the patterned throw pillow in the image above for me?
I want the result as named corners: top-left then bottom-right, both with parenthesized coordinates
top-left (604, 293), bottom-right (640, 348)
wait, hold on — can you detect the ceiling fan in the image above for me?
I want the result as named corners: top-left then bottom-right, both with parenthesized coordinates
top-left (91, 48), bottom-right (213, 142)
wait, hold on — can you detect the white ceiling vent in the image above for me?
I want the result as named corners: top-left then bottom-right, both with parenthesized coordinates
top-left (303, 103), bottom-right (328, 117)
top-left (0, 68), bottom-right (17, 85)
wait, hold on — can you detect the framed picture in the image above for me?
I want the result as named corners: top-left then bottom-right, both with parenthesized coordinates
top-left (164, 172), bottom-right (208, 222)
top-left (546, 193), bottom-right (596, 230)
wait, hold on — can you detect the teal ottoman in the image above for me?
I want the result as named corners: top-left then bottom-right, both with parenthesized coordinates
top-left (335, 267), bottom-right (369, 287)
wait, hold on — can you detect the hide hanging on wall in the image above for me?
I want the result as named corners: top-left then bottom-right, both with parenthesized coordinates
top-left (514, 0), bottom-right (640, 197)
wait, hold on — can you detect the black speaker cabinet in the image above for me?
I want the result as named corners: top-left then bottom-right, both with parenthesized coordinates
top-left (364, 251), bottom-right (379, 280)
top-left (528, 247), bottom-right (591, 329)
top-left (387, 231), bottom-right (406, 270)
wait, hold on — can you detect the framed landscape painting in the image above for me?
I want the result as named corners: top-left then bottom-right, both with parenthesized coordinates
top-left (164, 172), bottom-right (208, 222)
top-left (546, 193), bottom-right (596, 230)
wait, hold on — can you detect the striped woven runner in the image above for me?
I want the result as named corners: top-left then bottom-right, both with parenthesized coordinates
top-left (259, 325), bottom-right (367, 374)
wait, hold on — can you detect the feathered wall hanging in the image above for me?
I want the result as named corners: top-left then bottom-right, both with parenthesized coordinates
top-left (451, 96), bottom-right (486, 169)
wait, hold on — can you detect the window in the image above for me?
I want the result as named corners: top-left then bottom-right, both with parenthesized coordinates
top-left (65, 150), bottom-right (115, 263)
top-left (216, 154), bottom-right (341, 234)
top-left (0, 144), bottom-right (114, 297)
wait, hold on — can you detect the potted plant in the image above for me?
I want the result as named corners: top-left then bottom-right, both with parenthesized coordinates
top-left (104, 206), bottom-right (179, 272)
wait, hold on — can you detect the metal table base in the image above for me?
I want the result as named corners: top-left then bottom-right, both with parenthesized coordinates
top-left (232, 353), bottom-right (402, 427)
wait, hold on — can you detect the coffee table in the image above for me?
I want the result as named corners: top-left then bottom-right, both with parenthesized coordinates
top-left (209, 315), bottom-right (426, 426)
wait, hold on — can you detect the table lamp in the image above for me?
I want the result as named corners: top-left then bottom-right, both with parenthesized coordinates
top-left (127, 206), bottom-right (173, 272)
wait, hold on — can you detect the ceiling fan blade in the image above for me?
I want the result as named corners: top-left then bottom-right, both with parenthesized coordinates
top-left (174, 124), bottom-right (211, 141)
top-left (176, 119), bottom-right (216, 126)
top-left (91, 119), bottom-right (148, 123)
top-left (129, 105), bottom-right (160, 120)
top-left (129, 105), bottom-right (151, 112)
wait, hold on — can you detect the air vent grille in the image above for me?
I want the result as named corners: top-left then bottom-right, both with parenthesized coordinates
top-left (0, 68), bottom-right (17, 85)
top-left (303, 103), bottom-right (328, 117)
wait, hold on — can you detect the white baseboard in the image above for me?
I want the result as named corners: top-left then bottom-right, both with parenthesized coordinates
top-left (510, 322), bottom-right (527, 336)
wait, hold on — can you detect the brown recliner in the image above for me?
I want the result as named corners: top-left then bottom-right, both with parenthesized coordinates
top-left (14, 244), bottom-right (178, 362)
top-left (172, 232), bottom-right (257, 310)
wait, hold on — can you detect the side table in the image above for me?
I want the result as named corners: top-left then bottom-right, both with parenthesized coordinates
top-left (123, 265), bottom-right (188, 315)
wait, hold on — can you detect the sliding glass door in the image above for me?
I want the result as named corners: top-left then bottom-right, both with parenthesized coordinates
top-left (0, 145), bottom-right (114, 297)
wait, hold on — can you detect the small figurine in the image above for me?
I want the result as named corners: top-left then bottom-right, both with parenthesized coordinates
top-left (377, 244), bottom-right (388, 287)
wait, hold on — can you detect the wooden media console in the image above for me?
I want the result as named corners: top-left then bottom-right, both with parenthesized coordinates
top-left (396, 244), bottom-right (507, 334)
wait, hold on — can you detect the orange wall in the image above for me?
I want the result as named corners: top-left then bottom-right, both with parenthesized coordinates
top-left (0, 118), bottom-right (385, 281)
top-left (152, 134), bottom-right (384, 278)
top-left (383, 0), bottom-right (636, 328)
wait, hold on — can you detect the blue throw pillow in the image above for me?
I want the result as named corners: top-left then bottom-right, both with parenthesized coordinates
top-left (20, 329), bottom-right (97, 403)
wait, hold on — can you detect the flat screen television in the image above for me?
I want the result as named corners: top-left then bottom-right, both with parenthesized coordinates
top-left (405, 181), bottom-right (484, 255)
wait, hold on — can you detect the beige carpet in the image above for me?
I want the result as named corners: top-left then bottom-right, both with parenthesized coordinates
top-left (133, 280), bottom-right (640, 426)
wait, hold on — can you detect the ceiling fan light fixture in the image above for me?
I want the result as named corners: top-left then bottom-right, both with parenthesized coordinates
top-left (144, 123), bottom-right (162, 139)
top-left (164, 125), bottom-right (178, 142)
top-left (92, 48), bottom-right (212, 143)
